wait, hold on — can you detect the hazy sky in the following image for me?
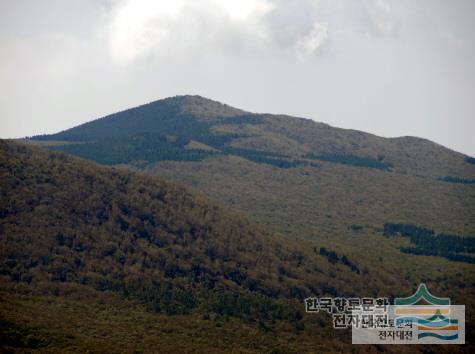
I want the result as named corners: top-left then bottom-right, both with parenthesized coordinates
top-left (1, 0), bottom-right (474, 155)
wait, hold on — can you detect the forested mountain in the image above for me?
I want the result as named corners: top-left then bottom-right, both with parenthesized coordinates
top-left (32, 95), bottom-right (474, 179)
top-left (27, 96), bottom-right (475, 282)
top-left (9, 95), bottom-right (475, 352)
top-left (29, 96), bottom-right (475, 261)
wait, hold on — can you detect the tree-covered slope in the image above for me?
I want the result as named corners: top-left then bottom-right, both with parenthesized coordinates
top-left (26, 96), bottom-right (475, 278)
top-left (1, 140), bottom-right (365, 303)
top-left (3, 89), bottom-right (475, 351)
top-left (24, 95), bottom-right (475, 299)
top-left (1, 140), bottom-right (410, 352)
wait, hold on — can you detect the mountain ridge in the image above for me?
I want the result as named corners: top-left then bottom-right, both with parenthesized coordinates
top-left (28, 95), bottom-right (474, 182)
top-left (30, 94), bottom-right (468, 155)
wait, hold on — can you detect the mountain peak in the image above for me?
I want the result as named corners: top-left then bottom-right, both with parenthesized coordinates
top-left (159, 95), bottom-right (248, 119)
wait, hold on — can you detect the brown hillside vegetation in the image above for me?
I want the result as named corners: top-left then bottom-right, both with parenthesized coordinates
top-left (2, 140), bottom-right (470, 353)
top-left (0, 140), bottom-right (418, 353)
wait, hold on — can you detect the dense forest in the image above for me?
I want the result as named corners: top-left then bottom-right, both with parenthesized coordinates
top-left (465, 156), bottom-right (475, 165)
top-left (304, 153), bottom-right (393, 170)
top-left (54, 133), bottom-right (215, 165)
top-left (383, 223), bottom-right (475, 264)
top-left (438, 176), bottom-right (475, 184)
top-left (316, 248), bottom-right (360, 274)
top-left (48, 138), bottom-right (393, 171)
top-left (51, 136), bottom-right (321, 169)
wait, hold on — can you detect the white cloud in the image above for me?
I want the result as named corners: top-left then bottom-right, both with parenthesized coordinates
top-left (106, 0), bottom-right (404, 63)
top-left (294, 22), bottom-right (328, 60)
top-left (108, 0), bottom-right (274, 63)
top-left (108, 0), bottom-right (186, 62)
top-left (214, 0), bottom-right (274, 21)
top-left (363, 0), bottom-right (399, 35)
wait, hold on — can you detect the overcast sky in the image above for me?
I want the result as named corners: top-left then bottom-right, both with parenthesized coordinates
top-left (1, 0), bottom-right (474, 155)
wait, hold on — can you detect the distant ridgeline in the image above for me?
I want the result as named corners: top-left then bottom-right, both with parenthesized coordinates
top-left (383, 223), bottom-right (475, 264)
